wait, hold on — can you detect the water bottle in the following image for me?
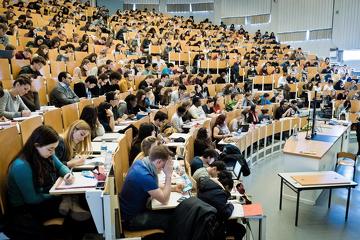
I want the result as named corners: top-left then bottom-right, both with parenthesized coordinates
top-left (104, 150), bottom-right (112, 173)
top-left (178, 167), bottom-right (192, 192)
top-left (87, 90), bottom-right (92, 99)
top-left (100, 141), bottom-right (107, 156)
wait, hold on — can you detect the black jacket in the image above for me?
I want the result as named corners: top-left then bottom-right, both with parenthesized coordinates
top-left (73, 82), bottom-right (87, 98)
top-left (169, 197), bottom-right (219, 240)
top-left (219, 145), bottom-right (251, 177)
top-left (197, 177), bottom-right (234, 221)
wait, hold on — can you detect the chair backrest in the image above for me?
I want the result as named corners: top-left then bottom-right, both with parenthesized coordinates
top-left (43, 108), bottom-right (63, 134)
top-left (10, 59), bottom-right (30, 78)
top-left (19, 116), bottom-right (43, 145)
top-left (337, 152), bottom-right (356, 161)
top-left (92, 96), bottom-right (106, 107)
top-left (61, 103), bottom-right (80, 129)
top-left (0, 59), bottom-right (11, 81)
top-left (0, 126), bottom-right (22, 215)
top-left (78, 98), bottom-right (93, 114)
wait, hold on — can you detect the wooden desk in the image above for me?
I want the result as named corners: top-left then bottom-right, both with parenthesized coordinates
top-left (282, 123), bottom-right (350, 204)
top-left (164, 133), bottom-right (191, 148)
top-left (278, 171), bottom-right (357, 226)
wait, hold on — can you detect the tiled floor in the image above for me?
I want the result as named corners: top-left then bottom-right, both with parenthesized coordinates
top-left (244, 140), bottom-right (360, 240)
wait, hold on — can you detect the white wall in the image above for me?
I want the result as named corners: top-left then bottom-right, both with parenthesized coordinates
top-left (332, 0), bottom-right (360, 50)
top-left (276, 0), bottom-right (333, 33)
top-left (220, 0), bottom-right (270, 17)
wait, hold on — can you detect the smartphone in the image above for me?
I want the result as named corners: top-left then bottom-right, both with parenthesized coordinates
top-left (177, 196), bottom-right (187, 203)
top-left (96, 181), bottom-right (105, 189)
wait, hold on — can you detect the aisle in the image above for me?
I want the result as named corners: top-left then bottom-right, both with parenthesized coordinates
top-left (244, 140), bottom-right (360, 240)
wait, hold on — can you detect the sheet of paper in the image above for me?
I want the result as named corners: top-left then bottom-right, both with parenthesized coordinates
top-left (55, 172), bottom-right (97, 190)
top-left (84, 156), bottom-right (105, 165)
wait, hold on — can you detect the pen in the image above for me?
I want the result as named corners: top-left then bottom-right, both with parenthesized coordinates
top-left (65, 168), bottom-right (73, 180)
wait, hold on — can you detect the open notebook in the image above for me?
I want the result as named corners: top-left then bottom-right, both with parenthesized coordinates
top-left (55, 172), bottom-right (97, 190)
top-left (93, 133), bottom-right (123, 142)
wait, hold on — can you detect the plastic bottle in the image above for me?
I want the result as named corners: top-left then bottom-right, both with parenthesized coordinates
top-left (100, 141), bottom-right (107, 156)
top-left (104, 150), bottom-right (112, 173)
top-left (178, 167), bottom-right (192, 192)
top-left (87, 90), bottom-right (92, 99)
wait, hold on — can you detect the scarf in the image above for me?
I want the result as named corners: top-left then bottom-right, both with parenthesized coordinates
top-left (142, 157), bottom-right (159, 186)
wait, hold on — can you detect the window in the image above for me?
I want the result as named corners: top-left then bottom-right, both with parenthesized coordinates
top-left (167, 4), bottom-right (190, 12)
top-left (343, 50), bottom-right (360, 61)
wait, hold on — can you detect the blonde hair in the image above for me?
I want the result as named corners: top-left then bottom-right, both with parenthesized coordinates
top-left (141, 136), bottom-right (158, 156)
top-left (61, 120), bottom-right (91, 161)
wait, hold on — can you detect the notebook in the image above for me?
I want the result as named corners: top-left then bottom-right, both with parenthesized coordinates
top-left (55, 172), bottom-right (97, 190)
top-left (92, 133), bottom-right (123, 142)
top-left (242, 203), bottom-right (263, 217)
top-left (84, 156), bottom-right (105, 165)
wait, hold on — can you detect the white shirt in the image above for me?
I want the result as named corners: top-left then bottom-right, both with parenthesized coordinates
top-left (322, 84), bottom-right (334, 91)
top-left (278, 76), bottom-right (287, 88)
top-left (188, 105), bottom-right (206, 119)
top-left (171, 112), bottom-right (183, 133)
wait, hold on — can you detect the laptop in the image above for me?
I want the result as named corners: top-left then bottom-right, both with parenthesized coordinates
top-left (239, 124), bottom-right (249, 132)
top-left (0, 50), bottom-right (14, 59)
top-left (228, 160), bottom-right (242, 180)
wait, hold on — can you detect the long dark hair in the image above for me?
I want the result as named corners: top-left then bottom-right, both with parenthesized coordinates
top-left (17, 125), bottom-right (59, 187)
top-left (97, 102), bottom-right (112, 125)
top-left (133, 123), bottom-right (155, 145)
top-left (195, 127), bottom-right (213, 147)
top-left (80, 105), bottom-right (98, 139)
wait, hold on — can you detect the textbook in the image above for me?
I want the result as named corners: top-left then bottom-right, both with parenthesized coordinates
top-left (242, 203), bottom-right (263, 217)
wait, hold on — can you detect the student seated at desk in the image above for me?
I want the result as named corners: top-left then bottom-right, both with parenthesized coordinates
top-left (213, 114), bottom-right (232, 142)
top-left (49, 72), bottom-right (80, 108)
top-left (229, 111), bottom-right (248, 132)
top-left (0, 77), bottom-right (31, 119)
top-left (120, 146), bottom-right (182, 235)
top-left (171, 106), bottom-right (186, 133)
top-left (134, 136), bottom-right (159, 161)
top-left (202, 98), bottom-right (215, 116)
top-left (197, 171), bottom-right (246, 240)
top-left (188, 96), bottom-right (206, 119)
top-left (97, 102), bottom-right (115, 132)
top-left (192, 161), bottom-right (226, 183)
top-left (18, 74), bottom-right (41, 112)
top-left (80, 105), bottom-right (105, 140)
top-left (55, 120), bottom-right (91, 168)
top-left (246, 105), bottom-right (260, 125)
top-left (274, 100), bottom-right (294, 120)
top-left (5, 126), bottom-right (90, 239)
top-left (153, 111), bottom-right (168, 136)
top-left (129, 123), bottom-right (156, 165)
top-left (190, 148), bottom-right (219, 175)
top-left (194, 127), bottom-right (216, 156)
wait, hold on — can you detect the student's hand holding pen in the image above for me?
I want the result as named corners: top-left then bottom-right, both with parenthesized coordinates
top-left (64, 168), bottom-right (75, 185)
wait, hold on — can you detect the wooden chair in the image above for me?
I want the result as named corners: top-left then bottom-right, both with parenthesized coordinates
top-left (92, 96), bottom-right (105, 107)
top-left (78, 98), bottom-right (93, 114)
top-left (10, 59), bottom-right (30, 78)
top-left (19, 116), bottom-right (43, 145)
top-left (61, 103), bottom-right (80, 129)
top-left (43, 108), bottom-right (63, 134)
top-left (0, 126), bottom-right (22, 215)
top-left (50, 61), bottom-right (66, 78)
top-left (335, 152), bottom-right (358, 181)
top-left (0, 59), bottom-right (12, 81)
top-left (0, 126), bottom-right (65, 229)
